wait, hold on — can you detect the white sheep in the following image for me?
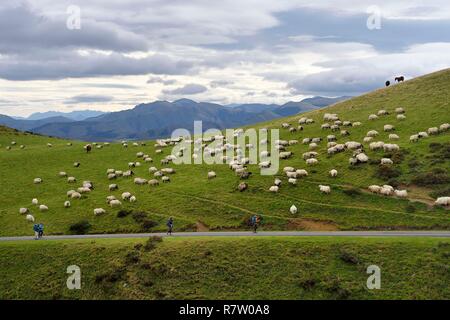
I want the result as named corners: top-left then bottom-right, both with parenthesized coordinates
top-left (162, 176), bottom-right (170, 183)
top-left (356, 153), bottom-right (369, 163)
top-left (286, 171), bottom-right (298, 179)
top-left (26, 214), bottom-right (35, 222)
top-left (378, 110), bottom-right (388, 116)
top-left (309, 143), bottom-right (318, 150)
top-left (353, 121), bottom-right (362, 127)
top-left (428, 127), bottom-right (439, 135)
top-left (384, 124), bottom-right (395, 132)
top-left (71, 192), bottom-right (82, 199)
top-left (345, 141), bottom-right (362, 150)
top-left (290, 205), bottom-right (298, 214)
top-left (389, 134), bottom-right (399, 140)
top-left (394, 190), bottom-right (408, 198)
top-left (383, 144), bottom-right (399, 152)
top-left (368, 185), bottom-right (381, 193)
top-left (32, 198), bottom-right (39, 205)
top-left (288, 178), bottom-right (297, 185)
top-left (67, 176), bottom-right (76, 183)
top-left (363, 137), bottom-right (373, 143)
top-left (109, 199), bottom-right (122, 207)
top-left (379, 187), bottom-right (393, 196)
top-left (306, 158), bottom-right (318, 165)
top-left (122, 192), bottom-right (132, 200)
top-left (109, 184), bottom-right (118, 191)
top-left (435, 197), bottom-right (450, 206)
top-left (130, 196), bottom-right (137, 202)
top-left (274, 178), bottom-right (282, 186)
top-left (134, 177), bottom-right (147, 185)
top-left (439, 123), bottom-right (449, 132)
top-left (39, 205), bottom-right (48, 212)
top-left (418, 132), bottom-right (428, 138)
top-left (296, 169), bottom-right (308, 177)
top-left (397, 114), bottom-right (406, 120)
top-left (207, 171), bottom-right (217, 179)
top-left (380, 158), bottom-right (393, 165)
top-left (369, 141), bottom-right (384, 151)
top-left (34, 178), bottom-right (43, 184)
top-left (329, 169), bottom-right (338, 177)
top-left (59, 171), bottom-right (67, 177)
top-left (395, 107), bottom-right (405, 114)
top-left (19, 208), bottom-right (29, 214)
top-left (94, 208), bottom-right (106, 215)
top-left (106, 168), bottom-right (115, 175)
top-left (410, 134), bottom-right (419, 142)
top-left (148, 179), bottom-right (159, 186)
top-left (319, 185), bottom-right (331, 194)
top-left (64, 201), bottom-right (71, 208)
top-left (366, 130), bottom-right (378, 137)
top-left (368, 114), bottom-right (378, 120)
top-left (269, 186), bottom-right (279, 192)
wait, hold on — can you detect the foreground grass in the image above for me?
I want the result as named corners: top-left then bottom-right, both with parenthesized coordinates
top-left (0, 237), bottom-right (448, 299)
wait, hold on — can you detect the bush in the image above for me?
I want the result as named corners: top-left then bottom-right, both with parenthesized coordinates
top-left (405, 204), bottom-right (416, 213)
top-left (343, 188), bottom-right (361, 197)
top-left (429, 187), bottom-right (450, 199)
top-left (411, 172), bottom-right (449, 186)
top-left (429, 142), bottom-right (442, 152)
top-left (69, 220), bottom-right (91, 234)
top-left (117, 210), bottom-right (132, 218)
top-left (374, 165), bottom-right (402, 179)
top-left (387, 179), bottom-right (401, 188)
top-left (95, 266), bottom-right (126, 283)
top-left (124, 251), bottom-right (140, 264)
top-left (143, 236), bottom-right (163, 252)
top-left (338, 249), bottom-right (359, 265)
top-left (132, 211), bottom-right (148, 223)
top-left (383, 150), bottom-right (405, 164)
top-left (141, 219), bottom-right (158, 231)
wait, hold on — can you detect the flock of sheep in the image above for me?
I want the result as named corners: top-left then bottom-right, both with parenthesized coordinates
top-left (10, 105), bottom-right (450, 225)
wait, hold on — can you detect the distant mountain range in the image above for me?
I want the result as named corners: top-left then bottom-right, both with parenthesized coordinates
top-left (0, 96), bottom-right (349, 141)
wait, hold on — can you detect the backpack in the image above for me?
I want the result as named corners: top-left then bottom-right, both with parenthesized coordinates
top-left (33, 224), bottom-right (40, 232)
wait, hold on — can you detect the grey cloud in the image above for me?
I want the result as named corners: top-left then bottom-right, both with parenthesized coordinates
top-left (162, 84), bottom-right (207, 95)
top-left (210, 80), bottom-right (234, 88)
top-left (64, 94), bottom-right (113, 104)
top-left (147, 76), bottom-right (178, 85)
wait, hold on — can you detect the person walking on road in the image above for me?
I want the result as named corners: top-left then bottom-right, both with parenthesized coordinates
top-left (33, 224), bottom-right (40, 240)
top-left (38, 223), bottom-right (44, 239)
top-left (251, 215), bottom-right (261, 233)
top-left (167, 217), bottom-right (174, 235)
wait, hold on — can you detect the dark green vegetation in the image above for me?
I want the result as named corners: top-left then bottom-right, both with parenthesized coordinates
top-left (0, 70), bottom-right (449, 236)
top-left (0, 237), bottom-right (448, 299)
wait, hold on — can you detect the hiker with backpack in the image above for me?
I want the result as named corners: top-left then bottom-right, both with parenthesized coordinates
top-left (166, 217), bottom-right (174, 235)
top-left (33, 224), bottom-right (40, 240)
top-left (251, 215), bottom-right (261, 233)
top-left (38, 223), bottom-right (44, 239)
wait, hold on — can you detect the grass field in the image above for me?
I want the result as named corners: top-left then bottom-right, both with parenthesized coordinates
top-left (0, 236), bottom-right (448, 300)
top-left (0, 69), bottom-right (449, 236)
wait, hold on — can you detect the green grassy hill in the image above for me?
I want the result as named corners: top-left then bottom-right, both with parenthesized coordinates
top-left (0, 236), bottom-right (449, 299)
top-left (0, 69), bottom-right (449, 236)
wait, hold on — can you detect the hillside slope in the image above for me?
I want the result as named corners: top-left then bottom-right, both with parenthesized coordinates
top-left (0, 69), bottom-right (449, 236)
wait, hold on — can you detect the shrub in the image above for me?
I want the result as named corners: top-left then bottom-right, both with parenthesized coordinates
top-left (132, 211), bottom-right (148, 223)
top-left (387, 179), bottom-right (401, 188)
top-left (124, 251), bottom-right (140, 264)
top-left (411, 172), bottom-right (449, 186)
top-left (141, 219), bottom-right (158, 231)
top-left (429, 142), bottom-right (442, 152)
top-left (383, 151), bottom-right (405, 164)
top-left (69, 220), bottom-right (91, 234)
top-left (374, 165), bottom-right (401, 179)
top-left (339, 249), bottom-right (359, 264)
top-left (343, 188), bottom-right (361, 197)
top-left (143, 236), bottom-right (163, 252)
top-left (429, 187), bottom-right (450, 199)
top-left (117, 210), bottom-right (132, 218)
top-left (95, 266), bottom-right (126, 283)
top-left (405, 204), bottom-right (416, 213)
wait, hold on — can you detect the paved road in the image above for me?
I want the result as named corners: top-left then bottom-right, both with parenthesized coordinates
top-left (1, 231), bottom-right (450, 241)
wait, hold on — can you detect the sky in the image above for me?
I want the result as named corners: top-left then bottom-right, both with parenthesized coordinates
top-left (0, 0), bottom-right (449, 117)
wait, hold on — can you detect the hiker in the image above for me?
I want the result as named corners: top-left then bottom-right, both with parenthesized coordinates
top-left (251, 215), bottom-right (261, 233)
top-left (166, 217), bottom-right (174, 235)
top-left (33, 224), bottom-right (40, 240)
top-left (38, 223), bottom-right (44, 239)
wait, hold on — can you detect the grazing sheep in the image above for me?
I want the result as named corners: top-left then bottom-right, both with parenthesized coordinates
top-left (380, 187), bottom-right (393, 196)
top-left (296, 169), bottom-right (308, 177)
top-left (93, 208), bottom-right (106, 216)
top-left (149, 167), bottom-right (158, 173)
top-left (330, 125), bottom-right (340, 131)
top-left (319, 185), bottom-right (331, 194)
top-left (134, 177), bottom-right (148, 185)
top-left (260, 151), bottom-right (270, 158)
top-left (389, 134), bottom-right (399, 140)
top-left (306, 158), bottom-right (318, 165)
top-left (106, 196), bottom-right (117, 204)
top-left (397, 114), bottom-right (406, 120)
top-left (383, 143), bottom-right (399, 152)
top-left (162, 176), bottom-right (170, 183)
top-left (47, 143), bottom-right (53, 147)
top-left (64, 201), bottom-right (71, 208)
top-left (363, 137), bottom-right (373, 143)
top-left (237, 182), bottom-right (248, 192)
top-left (67, 176), bottom-right (76, 183)
top-left (394, 190), bottom-right (408, 198)
top-left (107, 173), bottom-right (117, 180)
top-left (348, 157), bottom-right (358, 166)
top-left (109, 184), bottom-right (118, 191)
top-left (439, 123), bottom-right (449, 132)
top-left (302, 138), bottom-right (311, 144)
top-left (106, 168), bottom-right (115, 175)
top-left (327, 142), bottom-right (337, 148)
top-left (418, 132), bottom-right (428, 138)
top-left (329, 169), bottom-right (337, 177)
top-left (73, 162), bottom-right (80, 167)
top-left (274, 178), bottom-right (282, 186)
top-left (59, 171), bottom-right (67, 177)
top-left (290, 205), bottom-right (298, 214)
top-left (129, 196), bottom-right (137, 202)
top-left (115, 171), bottom-right (123, 177)
top-left (26, 214), bottom-right (35, 222)
top-left (352, 122), bottom-right (362, 127)
top-left (19, 208), bottom-right (29, 214)
top-left (136, 152), bottom-right (144, 158)
top-left (343, 121), bottom-right (352, 127)
top-left (345, 141), bottom-right (362, 150)
top-left (428, 127), bottom-right (439, 135)
top-left (207, 171), bottom-right (217, 179)
top-left (384, 124), bottom-right (395, 132)
top-left (161, 168), bottom-right (176, 174)
top-left (288, 178), bottom-right (297, 185)
top-left (435, 197), bottom-right (450, 206)
top-left (109, 199), bottom-right (121, 207)
top-left (259, 161), bottom-right (271, 169)
top-left (123, 170), bottom-right (134, 177)
top-left (6, 146), bottom-right (11, 150)
top-left (378, 110), bottom-right (389, 116)
top-left (269, 186), bottom-right (279, 193)
top-left (368, 185), bottom-right (381, 193)
top-left (340, 130), bottom-right (350, 136)
top-left (153, 171), bottom-right (163, 178)
top-left (39, 205), bottom-right (48, 212)
top-left (356, 153), bottom-right (369, 163)
top-left (368, 114), bottom-right (378, 120)
top-left (381, 158), bottom-right (393, 165)
top-left (409, 134), bottom-right (419, 142)
top-left (327, 135), bottom-right (336, 142)
top-left (395, 107), bottom-right (405, 114)
top-left (67, 190), bottom-right (75, 197)
top-left (369, 141), bottom-right (384, 151)
top-left (32, 198), bottom-right (39, 205)
top-left (321, 123), bottom-right (331, 130)
top-left (286, 171), bottom-right (298, 179)
top-left (33, 178), bottom-right (42, 184)
top-left (71, 192), bottom-right (82, 199)
top-left (302, 152), bottom-right (318, 160)
top-left (77, 187), bottom-right (91, 194)
top-left (366, 130), bottom-right (379, 137)
top-left (122, 192), bottom-right (132, 200)
top-left (289, 140), bottom-right (298, 145)
top-left (309, 143), bottom-right (318, 150)
top-left (148, 179), bottom-right (159, 186)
